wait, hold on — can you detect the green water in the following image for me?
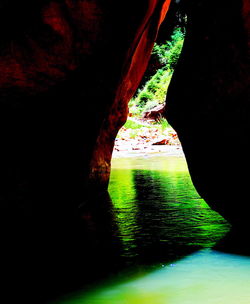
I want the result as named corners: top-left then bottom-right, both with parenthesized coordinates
top-left (54, 155), bottom-right (248, 304)
top-left (109, 156), bottom-right (229, 255)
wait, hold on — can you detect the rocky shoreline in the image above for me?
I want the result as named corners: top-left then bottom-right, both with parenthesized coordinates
top-left (112, 122), bottom-right (184, 158)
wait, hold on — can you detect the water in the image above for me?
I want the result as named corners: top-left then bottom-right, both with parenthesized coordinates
top-left (60, 250), bottom-right (250, 304)
top-left (51, 154), bottom-right (250, 304)
top-left (109, 155), bottom-right (229, 258)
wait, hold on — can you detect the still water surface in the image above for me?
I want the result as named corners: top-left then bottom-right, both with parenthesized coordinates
top-left (109, 156), bottom-right (228, 255)
top-left (55, 155), bottom-right (250, 304)
top-left (61, 250), bottom-right (250, 304)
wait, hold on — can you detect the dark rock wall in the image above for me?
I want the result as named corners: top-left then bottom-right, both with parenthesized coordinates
top-left (1, 1), bottom-right (250, 301)
top-left (0, 1), bottom-right (171, 211)
top-left (0, 0), bottom-right (249, 226)
top-left (89, 0), bottom-right (171, 188)
top-left (166, 0), bottom-right (250, 225)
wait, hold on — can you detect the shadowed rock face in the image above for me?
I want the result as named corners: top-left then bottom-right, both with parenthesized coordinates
top-left (0, 1), bottom-right (249, 224)
top-left (0, 1), bottom-right (249, 302)
top-left (0, 3), bottom-right (173, 301)
top-left (166, 0), bottom-right (250, 227)
top-left (0, 0), bottom-right (170, 211)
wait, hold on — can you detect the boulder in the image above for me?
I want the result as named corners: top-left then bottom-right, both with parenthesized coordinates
top-left (143, 103), bottom-right (165, 122)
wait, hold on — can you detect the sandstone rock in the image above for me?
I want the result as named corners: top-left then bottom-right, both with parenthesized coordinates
top-left (152, 138), bottom-right (169, 145)
top-left (0, 0), bottom-right (249, 229)
top-left (0, 0), bottom-right (171, 207)
top-left (143, 104), bottom-right (166, 122)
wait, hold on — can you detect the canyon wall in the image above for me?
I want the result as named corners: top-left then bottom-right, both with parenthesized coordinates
top-left (0, 1), bottom-right (249, 301)
top-left (0, 0), bottom-right (170, 211)
top-left (0, 0), bottom-right (249, 226)
top-left (166, 0), bottom-right (250, 227)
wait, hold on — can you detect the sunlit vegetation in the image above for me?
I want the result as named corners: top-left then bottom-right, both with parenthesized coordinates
top-left (129, 27), bottom-right (185, 117)
top-left (115, 28), bottom-right (185, 150)
top-left (123, 119), bottom-right (150, 130)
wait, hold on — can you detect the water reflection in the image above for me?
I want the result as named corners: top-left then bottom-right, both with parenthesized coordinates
top-left (61, 250), bottom-right (250, 304)
top-left (109, 156), bottom-right (230, 262)
top-left (8, 155), bottom-right (232, 303)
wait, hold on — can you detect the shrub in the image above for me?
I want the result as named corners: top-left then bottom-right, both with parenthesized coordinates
top-left (129, 27), bottom-right (185, 117)
top-left (152, 27), bottom-right (184, 72)
top-left (166, 39), bottom-right (184, 70)
top-left (159, 118), bottom-right (170, 132)
top-left (146, 80), bottom-right (160, 94)
top-left (137, 91), bottom-right (154, 107)
top-left (130, 69), bottom-right (171, 116)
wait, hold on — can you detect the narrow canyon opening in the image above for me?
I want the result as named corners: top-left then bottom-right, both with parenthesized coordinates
top-left (113, 26), bottom-right (184, 158)
top-left (0, 1), bottom-right (248, 303)
top-left (108, 24), bottom-right (230, 263)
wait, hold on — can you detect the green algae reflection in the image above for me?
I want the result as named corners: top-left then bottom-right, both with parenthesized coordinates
top-left (55, 155), bottom-right (232, 304)
top-left (108, 155), bottom-right (229, 255)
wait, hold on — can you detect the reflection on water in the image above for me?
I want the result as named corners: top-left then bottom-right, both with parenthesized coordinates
top-left (109, 156), bottom-right (229, 261)
top-left (62, 250), bottom-right (250, 304)
top-left (54, 155), bottom-right (238, 304)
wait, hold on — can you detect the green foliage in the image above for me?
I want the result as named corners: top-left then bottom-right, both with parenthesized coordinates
top-left (152, 27), bottom-right (184, 72)
top-left (146, 81), bottom-right (160, 94)
top-left (131, 69), bottom-right (171, 116)
top-left (123, 119), bottom-right (148, 130)
top-left (158, 118), bottom-right (170, 132)
top-left (167, 39), bottom-right (184, 70)
top-left (153, 71), bottom-right (171, 103)
top-left (130, 27), bottom-right (185, 117)
top-left (152, 69), bottom-right (165, 81)
top-left (152, 44), bottom-right (169, 67)
top-left (137, 91), bottom-right (154, 107)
